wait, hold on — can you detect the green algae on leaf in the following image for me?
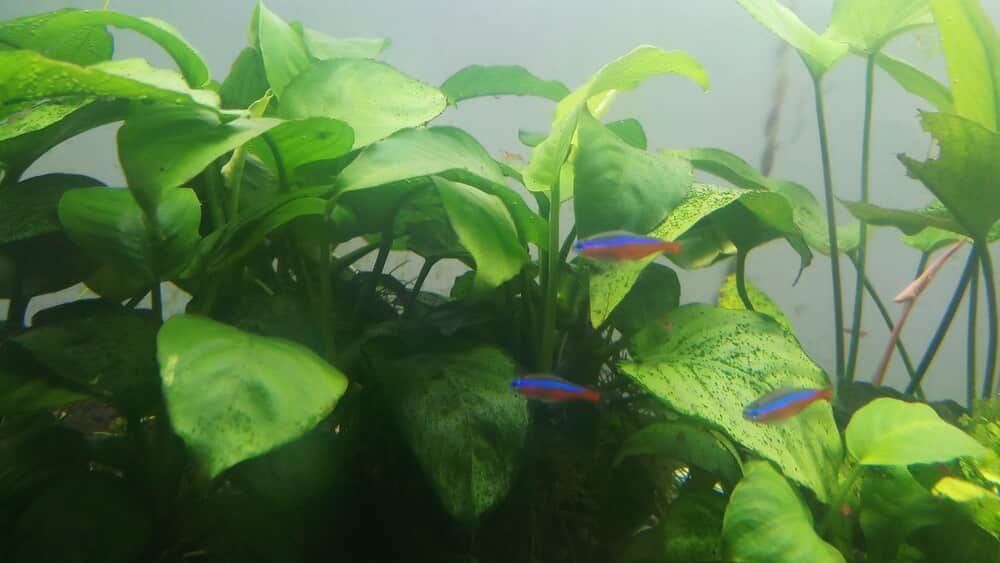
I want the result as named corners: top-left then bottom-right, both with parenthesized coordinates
top-left (440, 64), bottom-right (570, 104)
top-left (372, 346), bottom-right (528, 524)
top-left (723, 461), bottom-right (845, 563)
top-left (157, 315), bottom-right (348, 479)
top-left (280, 58), bottom-right (446, 148)
top-left (717, 272), bottom-right (795, 335)
top-left (621, 304), bottom-right (842, 502)
top-left (846, 398), bottom-right (988, 465)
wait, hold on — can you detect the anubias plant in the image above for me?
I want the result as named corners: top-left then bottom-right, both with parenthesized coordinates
top-left (0, 1), bottom-right (997, 562)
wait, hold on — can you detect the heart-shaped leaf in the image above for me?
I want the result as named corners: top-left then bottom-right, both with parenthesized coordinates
top-left (373, 345), bottom-right (528, 523)
top-left (58, 185), bottom-right (201, 283)
top-left (825, 0), bottom-right (933, 54)
top-left (621, 304), bottom-right (842, 502)
top-left (0, 174), bottom-right (104, 245)
top-left (723, 461), bottom-right (845, 563)
top-left (433, 177), bottom-right (528, 290)
top-left (293, 24), bottom-right (389, 61)
top-left (735, 0), bottom-right (848, 77)
top-left (280, 58), bottom-right (446, 147)
top-left (440, 65), bottom-right (569, 104)
top-left (157, 315), bottom-right (348, 478)
top-left (846, 398), bottom-right (987, 465)
top-left (573, 112), bottom-right (691, 237)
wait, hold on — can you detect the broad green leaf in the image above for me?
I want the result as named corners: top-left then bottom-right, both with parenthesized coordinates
top-left (280, 58), bottom-right (446, 147)
top-left (334, 125), bottom-right (545, 247)
top-left (874, 52), bottom-right (954, 112)
top-left (614, 421), bottom-right (743, 487)
top-left (734, 0), bottom-right (848, 77)
top-left (254, 1), bottom-right (310, 98)
top-left (247, 117), bottom-right (354, 185)
top-left (843, 199), bottom-right (965, 235)
top-left (294, 24), bottom-right (389, 60)
top-left (573, 112), bottom-right (691, 237)
top-left (0, 52), bottom-right (219, 109)
top-left (524, 46), bottom-right (709, 195)
top-left (518, 129), bottom-right (547, 147)
top-left (860, 467), bottom-right (944, 561)
top-left (931, 0), bottom-right (1000, 130)
top-left (0, 173), bottom-right (104, 245)
top-left (440, 65), bottom-right (570, 104)
top-left (12, 306), bottom-right (160, 414)
top-left (11, 472), bottom-right (152, 563)
top-left (723, 461), bottom-right (845, 563)
top-left (606, 118), bottom-right (647, 149)
top-left (900, 112), bottom-right (1000, 240)
top-left (373, 346), bottom-right (528, 523)
top-left (717, 272), bottom-right (794, 334)
top-left (621, 304), bottom-right (842, 501)
top-left (0, 9), bottom-right (112, 65)
top-left (58, 186), bottom-right (201, 283)
top-left (118, 104), bottom-right (282, 210)
top-left (902, 221), bottom-right (1000, 252)
top-left (846, 398), bottom-right (988, 465)
top-left (433, 177), bottom-right (528, 290)
top-left (0, 99), bottom-right (125, 179)
top-left (0, 234), bottom-right (97, 299)
top-left (606, 263), bottom-right (680, 336)
top-left (825, 0), bottom-right (933, 54)
top-left (219, 48), bottom-right (269, 109)
top-left (0, 422), bottom-right (90, 501)
top-left (0, 343), bottom-right (88, 414)
top-left (932, 477), bottom-right (1000, 538)
top-left (157, 315), bottom-right (348, 478)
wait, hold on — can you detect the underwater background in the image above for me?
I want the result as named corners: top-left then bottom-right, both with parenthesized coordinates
top-left (2, 0), bottom-right (997, 402)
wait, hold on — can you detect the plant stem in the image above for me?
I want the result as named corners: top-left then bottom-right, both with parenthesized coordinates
top-left (558, 225), bottom-right (577, 265)
top-left (366, 225), bottom-right (394, 305)
top-left (812, 76), bottom-right (846, 386)
top-left (967, 255), bottom-right (980, 408)
top-left (979, 241), bottom-right (998, 397)
top-left (262, 133), bottom-right (289, 192)
top-left (6, 263), bottom-right (27, 329)
top-left (904, 249), bottom-right (977, 396)
top-left (224, 147), bottom-right (247, 220)
top-left (915, 252), bottom-right (930, 278)
top-left (330, 241), bottom-right (380, 275)
top-left (736, 247), bottom-right (755, 311)
top-left (202, 166), bottom-right (226, 230)
top-left (538, 180), bottom-right (561, 372)
top-left (405, 257), bottom-right (438, 316)
top-left (873, 299), bottom-right (914, 387)
top-left (819, 464), bottom-right (864, 536)
top-left (151, 283), bottom-right (163, 323)
top-left (846, 56), bottom-right (876, 384)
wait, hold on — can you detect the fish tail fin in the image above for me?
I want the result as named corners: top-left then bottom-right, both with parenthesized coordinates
top-left (817, 386), bottom-right (834, 402)
top-left (583, 389), bottom-right (601, 403)
top-left (660, 241), bottom-right (683, 255)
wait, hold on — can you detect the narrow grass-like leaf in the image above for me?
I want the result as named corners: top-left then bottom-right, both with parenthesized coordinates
top-left (158, 315), bottom-right (348, 478)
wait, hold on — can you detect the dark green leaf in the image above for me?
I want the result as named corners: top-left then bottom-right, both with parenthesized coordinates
top-left (573, 112), bottom-right (691, 237)
top-left (373, 345), bottom-right (528, 523)
top-left (0, 51), bottom-right (219, 109)
top-left (0, 344), bottom-right (87, 415)
top-left (614, 421), bottom-right (743, 487)
top-left (875, 52), bottom-right (954, 112)
top-left (440, 64), bottom-right (570, 104)
top-left (900, 111), bottom-right (1000, 240)
top-left (280, 58), bottom-right (446, 147)
top-left (0, 233), bottom-right (97, 299)
top-left (859, 467), bottom-right (944, 562)
top-left (0, 173), bottom-right (104, 245)
top-left (58, 185), bottom-right (202, 283)
top-left (158, 314), bottom-right (349, 478)
top-left (254, 1), bottom-right (310, 98)
top-left (606, 263), bottom-right (680, 336)
top-left (247, 117), bottom-right (354, 185)
top-left (219, 48), bottom-right (269, 109)
top-left (12, 306), bottom-right (160, 413)
top-left (622, 304), bottom-right (842, 501)
top-left (433, 177), bottom-right (528, 290)
top-left (723, 461), bottom-right (845, 563)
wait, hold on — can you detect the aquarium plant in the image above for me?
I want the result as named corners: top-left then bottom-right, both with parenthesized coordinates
top-left (0, 1), bottom-right (998, 562)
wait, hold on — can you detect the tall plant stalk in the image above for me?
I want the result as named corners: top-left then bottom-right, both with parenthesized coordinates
top-left (736, 247), bottom-right (755, 311)
top-left (967, 257), bottom-right (980, 407)
top-left (538, 182), bottom-right (561, 372)
top-left (979, 241), bottom-right (998, 397)
top-left (811, 76), bottom-right (846, 386)
top-left (845, 56), bottom-right (876, 383)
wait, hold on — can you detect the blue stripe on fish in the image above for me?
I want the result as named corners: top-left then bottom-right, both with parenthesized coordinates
top-left (511, 379), bottom-right (584, 392)
top-left (574, 235), bottom-right (659, 250)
